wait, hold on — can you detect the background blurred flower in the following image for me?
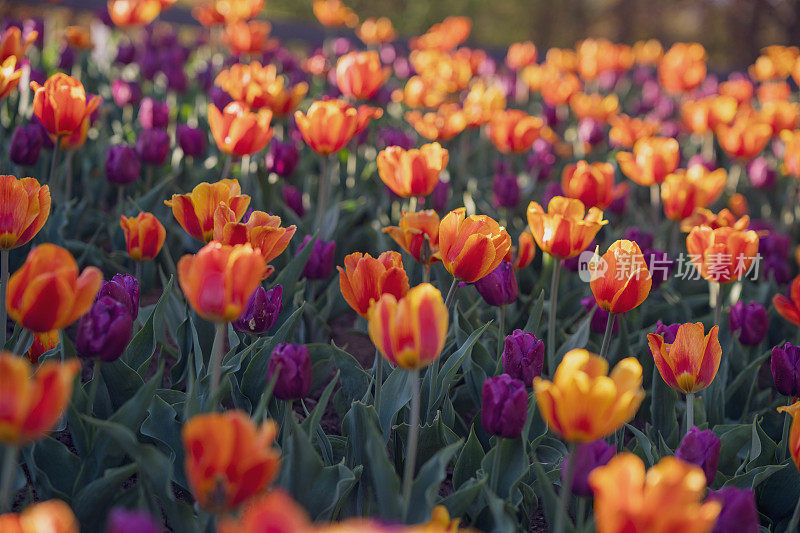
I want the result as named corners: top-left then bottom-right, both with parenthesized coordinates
top-left (729, 301), bottom-right (768, 346)
top-left (675, 425), bottom-right (721, 485)
top-left (268, 343), bottom-right (312, 400)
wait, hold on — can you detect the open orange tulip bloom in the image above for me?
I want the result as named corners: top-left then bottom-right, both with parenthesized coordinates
top-left (661, 166), bottom-right (727, 221)
top-left (120, 212), bottom-right (166, 262)
top-left (680, 96), bottom-right (737, 134)
top-left (0, 499), bottom-right (79, 533)
top-left (295, 99), bottom-right (359, 155)
top-left (777, 401), bottom-right (800, 471)
top-left (569, 92), bottom-right (619, 122)
top-left (0, 57), bottom-right (22, 100)
top-left (589, 454), bottom-right (721, 533)
top-left (608, 114), bottom-right (660, 148)
top-left (108, 0), bottom-right (162, 27)
top-left (437, 208), bottom-right (511, 283)
top-left (773, 275), bottom-right (800, 326)
top-left (213, 207), bottom-right (296, 275)
top-left (647, 322), bottom-right (721, 393)
top-left (31, 73), bottom-right (101, 138)
top-left (590, 240), bottom-right (652, 314)
top-left (7, 244), bottom-right (102, 332)
top-left (336, 51), bottom-right (391, 100)
top-left (312, 0), bottom-right (359, 27)
top-left (367, 283), bottom-right (448, 370)
top-left (208, 102), bottom-right (273, 157)
top-left (658, 42), bottom-right (707, 94)
top-left (715, 116), bottom-right (771, 160)
top-left (357, 17), bottom-right (396, 45)
top-left (377, 143), bottom-right (448, 198)
top-left (215, 62), bottom-right (307, 115)
top-left (681, 207), bottom-right (749, 233)
top-left (506, 41), bottom-right (538, 71)
top-left (223, 21), bottom-right (279, 57)
top-left (685, 225), bottom-right (760, 283)
top-left (0, 27), bottom-right (37, 64)
top-left (183, 410), bottom-right (280, 512)
top-left (405, 105), bottom-right (467, 142)
top-left (486, 109), bottom-right (543, 153)
top-left (0, 352), bottom-right (80, 444)
top-left (178, 242), bottom-right (266, 323)
top-left (165, 179), bottom-right (250, 242)
top-left (533, 349), bottom-right (644, 442)
top-left (383, 210), bottom-right (440, 264)
top-left (780, 129), bottom-right (800, 178)
top-left (616, 137), bottom-right (680, 187)
top-left (527, 196), bottom-right (608, 260)
top-left (338, 251), bottom-right (410, 317)
top-left (0, 175), bottom-right (50, 250)
top-left (506, 231), bottom-right (536, 270)
top-left (561, 161), bottom-right (618, 210)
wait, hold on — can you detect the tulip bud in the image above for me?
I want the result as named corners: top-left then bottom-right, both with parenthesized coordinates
top-left (577, 117), bottom-right (604, 146)
top-left (111, 79), bottom-right (142, 108)
top-left (481, 374), bottom-right (528, 439)
top-left (298, 236), bottom-right (335, 280)
top-left (136, 129), bottom-right (170, 166)
top-left (729, 301), bottom-right (768, 346)
top-left (98, 273), bottom-right (140, 320)
top-left (177, 125), bottom-right (206, 158)
top-left (265, 139), bottom-right (300, 177)
top-left (654, 320), bottom-right (680, 343)
top-left (501, 329), bottom-right (544, 385)
top-left (106, 145), bottom-right (141, 185)
top-left (771, 342), bottom-right (800, 397)
top-left (561, 439), bottom-right (615, 497)
top-left (473, 261), bottom-right (517, 307)
top-left (707, 487), bottom-right (759, 533)
top-left (138, 97), bottom-right (170, 129)
top-left (58, 45), bottom-right (75, 71)
top-left (268, 343), bottom-right (312, 400)
top-left (233, 285), bottom-right (283, 335)
top-left (75, 296), bottom-right (134, 362)
top-left (492, 171), bottom-right (520, 208)
top-left (432, 179), bottom-right (450, 212)
top-left (747, 157), bottom-right (775, 189)
top-left (675, 426), bottom-right (721, 485)
top-left (10, 124), bottom-right (43, 167)
top-left (106, 508), bottom-right (161, 533)
top-left (282, 184), bottom-right (305, 217)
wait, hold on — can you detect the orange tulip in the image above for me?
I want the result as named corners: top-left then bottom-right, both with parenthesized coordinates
top-left (0, 500), bottom-right (79, 533)
top-left (338, 251), bottom-right (410, 317)
top-left (632, 39), bottom-right (663, 66)
top-left (506, 230), bottom-right (536, 270)
top-left (223, 20), bottom-right (279, 57)
top-left (561, 161), bottom-right (618, 210)
top-left (608, 114), bottom-right (660, 149)
top-left (192, 2), bottom-right (226, 26)
top-left (0, 175), bottom-right (50, 250)
top-left (377, 143), bottom-right (448, 198)
top-left (357, 17), bottom-right (396, 45)
top-left (569, 92), bottom-right (619, 122)
top-left (410, 16), bottom-right (471, 53)
top-left (405, 105), bottom-right (467, 142)
top-left (392, 76), bottom-right (448, 110)
top-left (539, 69), bottom-right (582, 108)
top-left (108, 0), bottom-right (162, 26)
top-left (352, 104), bottom-right (383, 136)
top-left (462, 81), bottom-right (507, 128)
top-left (589, 240), bottom-right (652, 314)
top-left (486, 109), bottom-right (543, 153)
top-left (680, 96), bottom-right (738, 135)
top-left (526, 196), bottom-right (608, 259)
top-left (727, 193), bottom-right (748, 218)
top-left (213, 0), bottom-right (264, 22)
top-left (661, 166), bottom-right (727, 221)
top-left (780, 129), bottom-right (800, 178)
top-left (165, 179), bottom-right (250, 242)
top-left (658, 42), bottom-right (707, 94)
top-left (183, 410), bottom-right (280, 512)
top-left (367, 283), bottom-right (448, 370)
top-left (0, 27), bottom-right (37, 64)
top-left (777, 401), bottom-right (800, 471)
top-left (616, 137), bottom-right (680, 187)
top-left (773, 275), bottom-right (800, 326)
top-left (213, 208), bottom-right (296, 274)
top-left (64, 26), bottom-right (93, 50)
top-left (759, 99), bottom-right (800, 135)
top-left (716, 116), bottom-right (771, 160)
top-left (7, 244), bottom-right (102, 332)
top-left (680, 207), bottom-right (749, 233)
top-left (312, 0), bottom-right (358, 27)
top-left (383, 210), bottom-right (440, 264)
top-left (218, 490), bottom-right (312, 533)
top-left (215, 62), bottom-right (307, 115)
top-left (295, 99), bottom-right (359, 155)
top-left (27, 330), bottom-right (59, 365)
top-left (436, 208), bottom-right (511, 283)
top-left (178, 242), bottom-right (266, 322)
top-left (533, 349), bottom-right (644, 442)
top-left (120, 212), bottom-right (166, 262)
top-left (750, 45), bottom-right (798, 81)
top-left (589, 454), bottom-right (721, 533)
top-left (31, 73), bottom-right (102, 138)
top-left (647, 322), bottom-right (721, 394)
top-left (0, 57), bottom-right (22, 100)
top-left (576, 38), bottom-right (633, 81)
top-left (758, 80), bottom-right (792, 103)
top-left (686, 226), bottom-right (760, 284)
top-left (208, 102), bottom-right (273, 157)
top-left (718, 78), bottom-right (753, 104)
top-left (0, 352), bottom-right (80, 444)
top-left (506, 41), bottom-right (537, 71)
top-left (336, 51), bottom-right (390, 100)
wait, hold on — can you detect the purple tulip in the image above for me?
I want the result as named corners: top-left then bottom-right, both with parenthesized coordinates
top-left (98, 274), bottom-right (140, 320)
top-left (23, 18), bottom-right (44, 48)
top-left (771, 342), bottom-right (800, 397)
top-left (747, 157), bottom-right (775, 188)
top-left (622, 227), bottom-right (654, 253)
top-left (138, 98), bottom-right (170, 130)
top-left (165, 67), bottom-right (187, 93)
top-left (10, 124), bottom-right (43, 166)
top-left (282, 184), bottom-right (305, 217)
top-left (233, 285), bottom-right (283, 335)
top-left (75, 297), bottom-right (134, 362)
top-left (653, 320), bottom-right (680, 344)
top-left (106, 508), bottom-right (161, 533)
top-left (502, 330), bottom-right (544, 385)
top-left (707, 487), bottom-right (759, 533)
top-left (432, 179), bottom-right (450, 211)
top-left (106, 145), bottom-right (141, 185)
top-left (526, 139), bottom-right (556, 180)
top-left (577, 117), bottom-right (604, 146)
top-left (562, 239), bottom-right (596, 272)
top-left (111, 79), bottom-right (141, 108)
top-left (268, 343), bottom-right (312, 400)
top-left (29, 67), bottom-right (46, 87)
top-left (136, 129), bottom-right (170, 166)
top-left (116, 44), bottom-right (136, 65)
top-left (265, 139), bottom-right (300, 177)
top-left (675, 426), bottom-right (721, 485)
top-left (561, 439), bottom-right (616, 497)
top-left (177, 125), bottom-right (206, 158)
top-left (581, 297), bottom-right (618, 335)
top-left (643, 249), bottom-right (673, 289)
top-left (481, 374), bottom-right (528, 439)
top-left (377, 128), bottom-right (415, 150)
top-left (298, 236), bottom-right (335, 280)
top-left (541, 182), bottom-right (564, 208)
top-left (729, 301), bottom-right (768, 346)
top-left (210, 86), bottom-right (233, 111)
top-left (493, 171), bottom-right (520, 209)
top-left (607, 185), bottom-right (629, 215)
top-left (687, 154), bottom-right (716, 172)
top-left (473, 261), bottom-right (517, 307)
top-left (58, 45), bottom-right (74, 71)
top-left (764, 256), bottom-right (791, 284)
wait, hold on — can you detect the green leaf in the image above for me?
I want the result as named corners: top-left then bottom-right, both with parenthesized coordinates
top-left (715, 424), bottom-right (752, 475)
top-left (627, 424), bottom-right (657, 467)
top-left (406, 440), bottom-right (462, 523)
top-left (440, 476), bottom-right (486, 518)
top-left (533, 460), bottom-right (574, 533)
top-left (32, 437), bottom-right (80, 498)
top-left (523, 290), bottom-right (545, 336)
top-left (140, 395), bottom-right (187, 488)
top-left (314, 343), bottom-right (370, 404)
top-left (378, 366), bottom-right (411, 439)
top-left (481, 436), bottom-right (528, 499)
top-left (100, 359), bottom-right (144, 411)
top-left (301, 371), bottom-right (339, 435)
top-left (123, 275), bottom-right (174, 373)
top-left (556, 312), bottom-right (591, 361)
top-left (650, 365), bottom-right (680, 449)
top-left (72, 464), bottom-right (136, 531)
top-left (724, 464), bottom-right (788, 489)
top-left (453, 425), bottom-right (485, 489)
top-left (433, 323), bottom-right (491, 410)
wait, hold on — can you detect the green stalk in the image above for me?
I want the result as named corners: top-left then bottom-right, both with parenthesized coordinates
top-left (87, 360), bottom-right (102, 416)
top-left (402, 368), bottom-right (421, 517)
top-left (497, 305), bottom-right (506, 359)
top-left (490, 437), bottom-right (503, 493)
top-left (554, 442), bottom-right (576, 533)
top-left (49, 137), bottom-right (61, 191)
top-left (314, 154), bottom-right (331, 233)
top-left (443, 278), bottom-right (458, 310)
top-left (0, 445), bottom-right (19, 512)
top-left (547, 258), bottom-right (562, 375)
top-left (599, 313), bottom-right (615, 360)
top-left (374, 348), bottom-right (383, 414)
top-left (781, 397), bottom-right (793, 462)
top-left (686, 392), bottom-right (695, 434)
top-left (210, 322), bottom-right (227, 406)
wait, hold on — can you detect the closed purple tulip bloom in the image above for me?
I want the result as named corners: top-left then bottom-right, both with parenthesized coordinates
top-left (177, 125), bottom-right (206, 158)
top-left (771, 342), bottom-right (800, 397)
top-left (654, 320), bottom-right (681, 344)
top-left (526, 139), bottom-right (556, 180)
top-left (268, 343), bottom-right (312, 400)
top-left (233, 285), bottom-right (283, 335)
top-left (136, 129), bottom-right (170, 166)
top-left (106, 145), bottom-right (141, 185)
top-left (106, 508), bottom-right (161, 533)
top-left (623, 227), bottom-right (654, 251)
top-left (541, 182), bottom-right (564, 208)
top-left (481, 374), bottom-right (528, 439)
top-left (138, 98), bottom-right (170, 129)
top-left (298, 236), bottom-right (335, 280)
top-left (707, 487), bottom-right (759, 533)
top-left (165, 67), bottom-right (187, 93)
top-left (378, 127), bottom-right (415, 150)
top-left (111, 79), bottom-right (141, 107)
top-left (58, 45), bottom-right (74, 71)
top-left (561, 439), bottom-right (616, 497)
top-left (265, 139), bottom-right (300, 177)
top-left (474, 261), bottom-right (517, 307)
top-left (432, 179), bottom-right (449, 212)
top-left (501, 329), bottom-right (544, 385)
top-left (98, 274), bottom-right (140, 320)
top-left (10, 124), bottom-right (43, 166)
top-left (492, 171), bottom-right (519, 209)
top-left (75, 297), bottom-right (134, 362)
top-left (675, 425), bottom-right (721, 485)
top-left (282, 184), bottom-right (305, 217)
top-left (747, 157), bottom-right (775, 189)
top-left (729, 301), bottom-right (768, 346)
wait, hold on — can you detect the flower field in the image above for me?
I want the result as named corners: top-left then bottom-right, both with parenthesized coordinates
top-left (2, 0), bottom-right (800, 531)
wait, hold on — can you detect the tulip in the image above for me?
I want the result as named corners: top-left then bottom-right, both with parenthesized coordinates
top-left (432, 179), bottom-right (449, 211)
top-left (223, 20), bottom-right (278, 57)
top-left (165, 179), bottom-right (250, 242)
top-left (771, 342), bottom-right (800, 397)
top-left (707, 487), bottom-right (759, 533)
top-left (312, 0), bottom-right (359, 27)
top-left (481, 374), bottom-right (528, 439)
top-left (111, 79), bottom-right (141, 107)
top-left (654, 320), bottom-right (680, 343)
top-left (533, 349), bottom-right (644, 442)
top-left (589, 239), bottom-right (652, 317)
top-left (507, 230), bottom-right (536, 270)
top-left (98, 274), bottom-right (139, 320)
top-left (182, 411), bottom-right (280, 512)
top-left (616, 136), bottom-right (680, 187)
top-left (506, 41), bottom-right (537, 70)
top-left (527, 196), bottom-right (607, 260)
top-left (135, 129), bottom-right (170, 166)
top-left (215, 62), bottom-right (307, 115)
top-left (138, 97), bottom-right (169, 129)
top-left (9, 124), bottom-right (43, 167)
top-left (716, 117), bottom-right (772, 160)
top-left (661, 166), bottom-right (727, 221)
top-left (570, 93), bottom-right (619, 123)
top-left (728, 301), bottom-right (768, 346)
top-left (264, 139), bottom-right (299, 177)
top-left (560, 439), bottom-right (615, 497)
top-left (486, 109), bottom-right (543, 153)
top-left (26, 329), bottom-right (59, 365)
top-left (336, 51), bottom-right (390, 100)
top-left (676, 425), bottom-right (721, 485)
top-left (581, 296), bottom-right (618, 335)
top-left (213, 209), bottom-right (296, 274)
top-left (404, 105), bottom-right (467, 142)
top-left (589, 454), bottom-right (721, 533)
top-left (282, 184), bottom-right (305, 217)
top-left (268, 343), bottom-right (312, 400)
top-left (233, 285), bottom-right (282, 335)
top-left (108, 0), bottom-right (161, 27)
top-left (773, 275), bottom-right (800, 326)
top-left (658, 42), bottom-right (707, 94)
top-left (209, 102), bottom-right (273, 157)
top-left (473, 261), bottom-right (517, 307)
top-left (217, 490), bottom-right (312, 533)
top-left (437, 208), bottom-right (511, 284)
top-left (0, 175), bottom-right (50, 250)
top-left (492, 170), bottom-right (520, 208)
top-left (686, 226), bottom-right (760, 284)
top-left (105, 145), bottom-right (141, 185)
top-left (0, 500), bottom-right (79, 532)
top-left (294, 99), bottom-right (358, 155)
top-left (560, 161), bottom-right (616, 210)
top-left (377, 143), bottom-right (449, 198)
top-left (0, 26), bottom-right (37, 63)
top-left (75, 296), bottom-right (133, 363)
top-left (781, 129), bottom-right (800, 178)
top-left (608, 114), bottom-right (659, 149)
top-left (383, 210), bottom-right (440, 265)
top-left (338, 251), bottom-right (410, 317)
top-left (357, 17), bottom-right (396, 45)
top-left (120, 212), bottom-right (166, 262)
top-left (297, 236), bottom-right (335, 280)
top-left (30, 73), bottom-right (101, 138)
top-left (502, 329), bottom-right (544, 385)
top-left (106, 508), bottom-right (161, 533)
top-left (177, 125), bottom-right (206, 158)
top-left (777, 401), bottom-right (800, 471)
top-left (353, 104), bottom-right (383, 137)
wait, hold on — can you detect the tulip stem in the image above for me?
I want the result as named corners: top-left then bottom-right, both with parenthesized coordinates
top-left (49, 137), bottom-right (61, 192)
top-left (210, 322), bottom-right (227, 406)
top-left (547, 259), bottom-right (561, 375)
top-left (373, 348), bottom-right (383, 414)
top-left (496, 305), bottom-right (506, 360)
top-left (490, 437), bottom-right (503, 493)
top-left (407, 196), bottom-right (417, 213)
top-left (443, 278), bottom-right (458, 310)
top-left (0, 249), bottom-right (8, 347)
top-left (422, 264), bottom-right (430, 284)
top-left (221, 154), bottom-right (231, 180)
top-left (315, 155), bottom-right (332, 233)
top-left (555, 442), bottom-right (576, 533)
top-left (402, 368), bottom-right (421, 517)
top-left (87, 360), bottom-right (101, 417)
top-left (135, 262), bottom-right (142, 285)
top-left (599, 313), bottom-right (615, 360)
top-left (781, 396), bottom-right (793, 462)
top-left (685, 392), bottom-right (695, 434)
top-left (710, 282), bottom-right (722, 327)
top-left (0, 445), bottom-right (18, 513)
